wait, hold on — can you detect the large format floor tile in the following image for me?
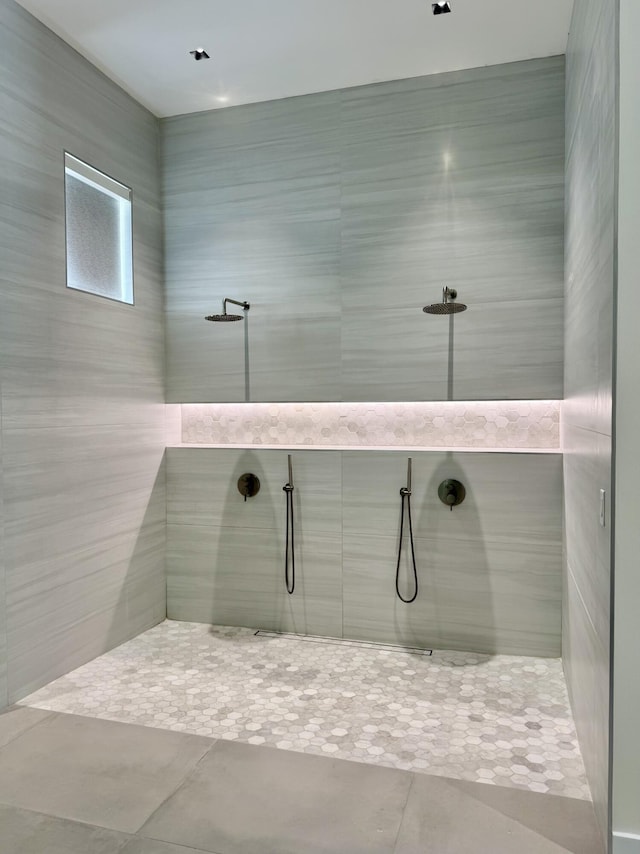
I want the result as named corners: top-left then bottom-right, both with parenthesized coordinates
top-left (22, 620), bottom-right (590, 800)
top-left (140, 739), bottom-right (412, 854)
top-left (0, 714), bottom-right (604, 854)
top-left (121, 840), bottom-right (217, 854)
top-left (0, 704), bottom-right (52, 748)
top-left (0, 713), bottom-right (213, 833)
top-left (394, 774), bottom-right (603, 854)
top-left (0, 804), bottom-right (130, 854)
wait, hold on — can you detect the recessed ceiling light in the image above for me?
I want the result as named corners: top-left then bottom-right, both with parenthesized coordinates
top-left (432, 2), bottom-right (452, 14)
top-left (190, 48), bottom-right (210, 61)
top-left (215, 95), bottom-right (230, 104)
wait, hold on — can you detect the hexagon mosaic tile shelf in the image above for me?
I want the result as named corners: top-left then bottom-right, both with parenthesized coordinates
top-left (21, 621), bottom-right (589, 801)
top-left (181, 401), bottom-right (560, 450)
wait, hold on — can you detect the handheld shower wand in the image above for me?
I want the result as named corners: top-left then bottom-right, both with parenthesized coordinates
top-left (396, 458), bottom-right (418, 603)
top-left (283, 455), bottom-right (295, 595)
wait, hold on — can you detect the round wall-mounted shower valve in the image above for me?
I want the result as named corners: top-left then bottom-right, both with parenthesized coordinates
top-left (438, 479), bottom-right (465, 510)
top-left (238, 473), bottom-right (260, 501)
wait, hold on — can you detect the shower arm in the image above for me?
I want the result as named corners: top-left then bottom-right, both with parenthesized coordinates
top-left (223, 298), bottom-right (250, 313)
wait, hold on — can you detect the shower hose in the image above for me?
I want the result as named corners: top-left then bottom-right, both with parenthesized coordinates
top-left (283, 480), bottom-right (295, 595)
top-left (396, 485), bottom-right (418, 603)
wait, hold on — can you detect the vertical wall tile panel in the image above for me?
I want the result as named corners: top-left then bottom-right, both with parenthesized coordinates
top-left (342, 451), bottom-right (563, 544)
top-left (167, 524), bottom-right (343, 638)
top-left (167, 448), bottom-right (342, 533)
top-left (563, 0), bottom-right (615, 843)
top-left (166, 448), bottom-right (343, 637)
top-left (0, 378), bottom-right (6, 709)
top-left (563, 567), bottom-right (610, 839)
top-left (341, 451), bottom-right (562, 656)
top-left (0, 0), bottom-right (166, 704)
top-left (163, 58), bottom-right (564, 404)
top-left (562, 424), bottom-right (611, 647)
top-left (340, 58), bottom-right (565, 401)
top-left (162, 93), bottom-right (342, 403)
top-left (342, 532), bottom-right (561, 656)
top-left (166, 448), bottom-right (562, 657)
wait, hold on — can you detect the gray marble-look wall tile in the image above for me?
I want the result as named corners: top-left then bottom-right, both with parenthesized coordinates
top-left (162, 91), bottom-right (341, 224)
top-left (166, 220), bottom-right (341, 403)
top-left (563, 0), bottom-right (614, 438)
top-left (0, 378), bottom-right (6, 709)
top-left (163, 91), bottom-right (342, 404)
top-left (167, 448), bottom-right (342, 534)
top-left (340, 57), bottom-right (565, 402)
top-left (342, 451), bottom-right (563, 546)
top-left (0, 287), bottom-right (164, 430)
top-left (342, 532), bottom-right (561, 657)
top-left (167, 524), bottom-right (343, 638)
top-left (563, 567), bottom-right (610, 845)
top-left (562, 424), bottom-right (611, 647)
top-left (0, 0), bottom-right (166, 702)
top-left (341, 298), bottom-right (564, 402)
top-left (167, 448), bottom-right (562, 657)
top-left (563, 0), bottom-right (615, 844)
top-left (2, 425), bottom-right (166, 701)
top-left (164, 57), bottom-right (565, 403)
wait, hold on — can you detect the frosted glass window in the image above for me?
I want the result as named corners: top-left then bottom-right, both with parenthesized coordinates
top-left (64, 153), bottom-right (133, 304)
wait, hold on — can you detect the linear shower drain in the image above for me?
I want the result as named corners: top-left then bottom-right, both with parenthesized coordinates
top-left (253, 629), bottom-right (433, 657)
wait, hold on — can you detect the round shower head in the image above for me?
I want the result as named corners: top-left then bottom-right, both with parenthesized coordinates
top-left (423, 301), bottom-right (467, 315)
top-left (205, 298), bottom-right (250, 323)
top-left (205, 313), bottom-right (244, 322)
top-left (423, 287), bottom-right (467, 315)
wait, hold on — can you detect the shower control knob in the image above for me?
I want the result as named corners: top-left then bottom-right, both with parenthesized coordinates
top-left (438, 479), bottom-right (465, 511)
top-left (238, 473), bottom-right (260, 501)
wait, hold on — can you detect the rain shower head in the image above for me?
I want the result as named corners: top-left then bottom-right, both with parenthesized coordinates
top-left (423, 287), bottom-right (467, 315)
top-left (205, 297), bottom-right (250, 322)
top-left (205, 313), bottom-right (244, 322)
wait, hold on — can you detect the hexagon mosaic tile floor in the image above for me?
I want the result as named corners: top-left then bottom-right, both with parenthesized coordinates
top-left (20, 620), bottom-right (590, 801)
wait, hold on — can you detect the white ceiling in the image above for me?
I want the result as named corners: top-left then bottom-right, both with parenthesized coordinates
top-left (15, 0), bottom-right (574, 118)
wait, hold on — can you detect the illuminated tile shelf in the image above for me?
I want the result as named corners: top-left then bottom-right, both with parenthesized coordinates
top-left (178, 401), bottom-right (560, 453)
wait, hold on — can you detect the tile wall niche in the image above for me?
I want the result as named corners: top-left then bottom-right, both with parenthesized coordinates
top-left (180, 401), bottom-right (560, 451)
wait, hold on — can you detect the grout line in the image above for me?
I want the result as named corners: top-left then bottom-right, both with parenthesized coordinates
top-left (132, 834), bottom-right (224, 854)
top-left (0, 802), bottom-right (135, 849)
top-left (131, 738), bottom-right (218, 836)
top-left (391, 772), bottom-right (416, 854)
